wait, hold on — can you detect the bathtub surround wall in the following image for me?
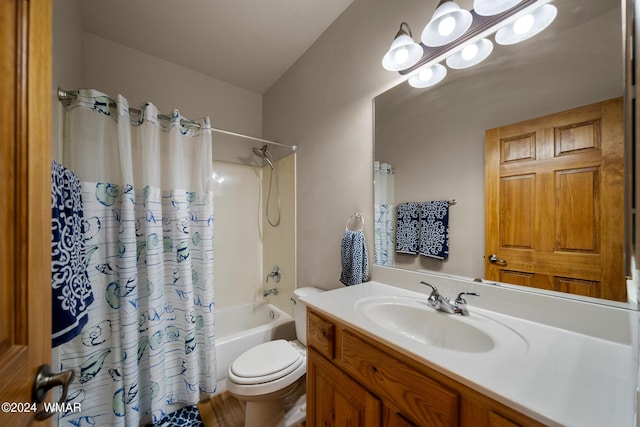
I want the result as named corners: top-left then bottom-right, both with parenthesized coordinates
top-left (262, 154), bottom-right (297, 316)
top-left (213, 161), bottom-right (264, 309)
top-left (212, 155), bottom-right (296, 311)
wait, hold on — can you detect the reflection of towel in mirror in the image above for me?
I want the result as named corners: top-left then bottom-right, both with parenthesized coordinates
top-left (419, 200), bottom-right (449, 259)
top-left (340, 230), bottom-right (369, 286)
top-left (396, 202), bottom-right (420, 254)
top-left (374, 204), bottom-right (394, 266)
top-left (51, 160), bottom-right (94, 347)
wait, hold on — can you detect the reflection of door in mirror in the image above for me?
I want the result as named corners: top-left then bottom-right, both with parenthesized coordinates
top-left (485, 97), bottom-right (624, 301)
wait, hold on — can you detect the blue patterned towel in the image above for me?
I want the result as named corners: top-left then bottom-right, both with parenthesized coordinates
top-left (419, 200), bottom-right (449, 259)
top-left (51, 161), bottom-right (94, 347)
top-left (340, 230), bottom-right (369, 285)
top-left (396, 202), bottom-right (420, 254)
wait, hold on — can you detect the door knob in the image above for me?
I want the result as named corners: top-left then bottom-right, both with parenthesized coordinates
top-left (31, 364), bottom-right (75, 420)
top-left (488, 254), bottom-right (507, 266)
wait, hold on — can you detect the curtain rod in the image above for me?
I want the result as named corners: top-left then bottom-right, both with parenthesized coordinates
top-left (56, 88), bottom-right (297, 152)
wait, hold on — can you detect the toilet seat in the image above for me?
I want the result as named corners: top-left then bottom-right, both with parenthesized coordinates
top-left (229, 340), bottom-right (304, 385)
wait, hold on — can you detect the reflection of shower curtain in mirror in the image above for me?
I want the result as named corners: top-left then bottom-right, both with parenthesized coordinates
top-left (58, 89), bottom-right (216, 426)
top-left (374, 162), bottom-right (394, 266)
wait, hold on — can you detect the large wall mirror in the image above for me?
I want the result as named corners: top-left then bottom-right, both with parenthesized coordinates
top-left (374, 0), bottom-right (633, 306)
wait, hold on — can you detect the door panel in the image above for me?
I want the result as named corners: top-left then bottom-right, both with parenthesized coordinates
top-left (485, 98), bottom-right (625, 301)
top-left (307, 349), bottom-right (381, 427)
top-left (500, 175), bottom-right (535, 249)
top-left (0, 0), bottom-right (52, 424)
top-left (555, 167), bottom-right (599, 252)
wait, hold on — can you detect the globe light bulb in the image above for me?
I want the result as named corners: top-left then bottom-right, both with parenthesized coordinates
top-left (514, 14), bottom-right (534, 34)
top-left (461, 43), bottom-right (478, 61)
top-left (394, 47), bottom-right (409, 65)
top-left (419, 68), bottom-right (434, 81)
top-left (438, 16), bottom-right (456, 36)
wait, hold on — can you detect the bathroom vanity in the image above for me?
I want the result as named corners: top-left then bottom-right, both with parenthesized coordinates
top-left (302, 281), bottom-right (636, 427)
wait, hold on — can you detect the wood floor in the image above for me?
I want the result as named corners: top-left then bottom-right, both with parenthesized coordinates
top-left (197, 392), bottom-right (305, 427)
top-left (198, 392), bottom-right (246, 427)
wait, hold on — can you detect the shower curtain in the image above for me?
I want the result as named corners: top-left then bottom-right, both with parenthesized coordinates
top-left (57, 89), bottom-right (216, 426)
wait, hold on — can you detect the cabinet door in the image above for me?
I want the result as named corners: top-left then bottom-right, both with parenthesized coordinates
top-left (383, 407), bottom-right (417, 427)
top-left (307, 348), bottom-right (381, 427)
top-left (488, 411), bottom-right (522, 427)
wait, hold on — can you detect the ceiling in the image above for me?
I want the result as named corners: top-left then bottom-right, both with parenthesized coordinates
top-left (78, 0), bottom-right (354, 94)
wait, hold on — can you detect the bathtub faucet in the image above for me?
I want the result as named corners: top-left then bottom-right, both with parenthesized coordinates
top-left (263, 288), bottom-right (279, 297)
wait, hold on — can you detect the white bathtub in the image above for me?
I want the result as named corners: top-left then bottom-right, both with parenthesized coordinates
top-left (214, 302), bottom-right (296, 394)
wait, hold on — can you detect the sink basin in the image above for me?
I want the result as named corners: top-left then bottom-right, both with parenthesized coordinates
top-left (355, 296), bottom-right (528, 354)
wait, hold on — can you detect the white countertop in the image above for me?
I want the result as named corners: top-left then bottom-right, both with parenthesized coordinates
top-left (301, 281), bottom-right (637, 427)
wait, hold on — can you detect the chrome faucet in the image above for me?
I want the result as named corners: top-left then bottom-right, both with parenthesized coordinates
top-left (263, 288), bottom-right (279, 297)
top-left (266, 265), bottom-right (281, 283)
top-left (419, 281), bottom-right (479, 316)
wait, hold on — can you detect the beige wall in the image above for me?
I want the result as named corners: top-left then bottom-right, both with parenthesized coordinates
top-left (82, 34), bottom-right (262, 137)
top-left (263, 0), bottom-right (425, 290)
top-left (52, 0), bottom-right (84, 159)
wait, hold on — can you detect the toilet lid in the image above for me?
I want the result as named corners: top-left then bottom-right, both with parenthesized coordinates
top-left (230, 340), bottom-right (302, 383)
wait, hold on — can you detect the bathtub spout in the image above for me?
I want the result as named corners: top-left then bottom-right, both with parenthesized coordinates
top-left (263, 288), bottom-right (278, 298)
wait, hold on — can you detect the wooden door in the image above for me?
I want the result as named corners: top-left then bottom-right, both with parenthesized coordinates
top-left (0, 0), bottom-right (53, 424)
top-left (307, 348), bottom-right (381, 427)
top-left (485, 98), bottom-right (625, 301)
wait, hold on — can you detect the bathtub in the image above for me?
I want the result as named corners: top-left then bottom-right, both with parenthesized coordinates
top-left (214, 302), bottom-right (296, 394)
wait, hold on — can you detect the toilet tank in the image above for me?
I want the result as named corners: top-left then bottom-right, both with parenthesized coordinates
top-left (292, 287), bottom-right (324, 346)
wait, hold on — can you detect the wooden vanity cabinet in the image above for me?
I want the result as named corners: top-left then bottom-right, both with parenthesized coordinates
top-left (306, 309), bottom-right (546, 427)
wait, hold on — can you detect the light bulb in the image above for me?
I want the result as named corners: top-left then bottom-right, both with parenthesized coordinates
top-left (514, 14), bottom-right (534, 34)
top-left (394, 47), bottom-right (409, 65)
top-left (495, 4), bottom-right (557, 46)
top-left (419, 68), bottom-right (434, 81)
top-left (408, 63), bottom-right (447, 88)
top-left (461, 43), bottom-right (478, 61)
top-left (438, 16), bottom-right (456, 36)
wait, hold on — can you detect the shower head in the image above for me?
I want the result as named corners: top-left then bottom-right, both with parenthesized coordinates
top-left (252, 145), bottom-right (275, 168)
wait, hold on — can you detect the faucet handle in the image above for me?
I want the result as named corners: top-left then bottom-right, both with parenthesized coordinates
top-left (419, 281), bottom-right (438, 294)
top-left (455, 292), bottom-right (479, 305)
top-left (420, 281), bottom-right (440, 306)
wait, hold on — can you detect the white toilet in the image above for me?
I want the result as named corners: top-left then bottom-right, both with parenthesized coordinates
top-left (226, 287), bottom-right (324, 427)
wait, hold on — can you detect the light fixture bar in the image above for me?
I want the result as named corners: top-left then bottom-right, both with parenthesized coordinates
top-left (399, 0), bottom-right (552, 75)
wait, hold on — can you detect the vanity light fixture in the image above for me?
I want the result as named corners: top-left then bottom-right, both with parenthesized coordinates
top-left (382, 22), bottom-right (424, 71)
top-left (383, 0), bottom-right (556, 89)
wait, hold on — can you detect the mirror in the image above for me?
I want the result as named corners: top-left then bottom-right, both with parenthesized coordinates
top-left (374, 0), bottom-right (632, 305)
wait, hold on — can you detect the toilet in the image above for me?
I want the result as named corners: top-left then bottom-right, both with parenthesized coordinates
top-left (226, 287), bottom-right (324, 427)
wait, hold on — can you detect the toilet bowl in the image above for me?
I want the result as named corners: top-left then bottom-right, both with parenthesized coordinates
top-left (226, 287), bottom-right (324, 427)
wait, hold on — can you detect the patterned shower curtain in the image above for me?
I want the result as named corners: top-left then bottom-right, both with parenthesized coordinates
top-left (57, 89), bottom-right (216, 426)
